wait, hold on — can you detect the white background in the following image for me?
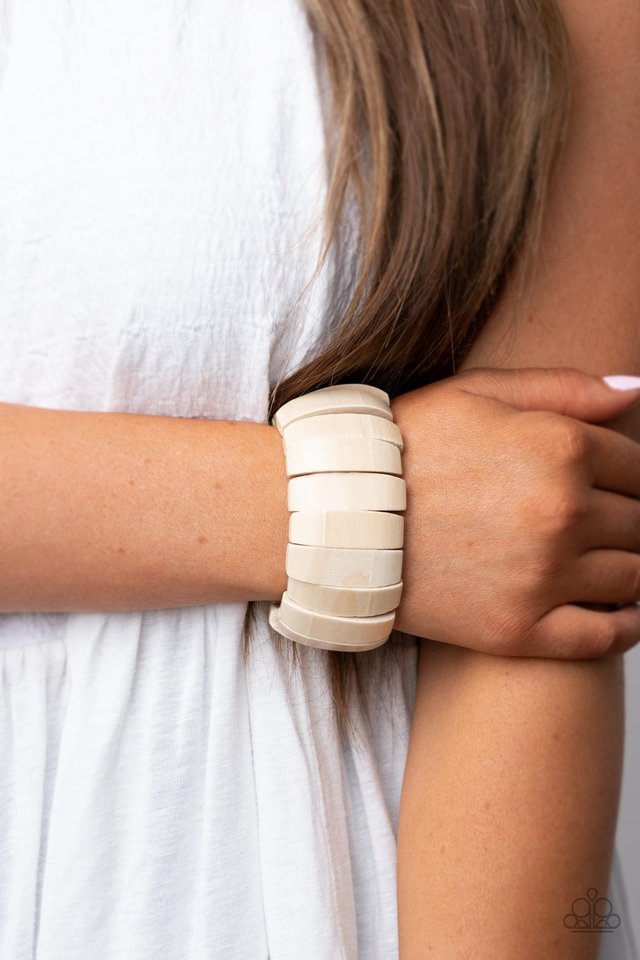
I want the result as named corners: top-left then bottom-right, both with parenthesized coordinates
top-left (619, 644), bottom-right (640, 947)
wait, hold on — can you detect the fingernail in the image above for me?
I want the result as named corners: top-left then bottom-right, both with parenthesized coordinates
top-left (602, 375), bottom-right (640, 391)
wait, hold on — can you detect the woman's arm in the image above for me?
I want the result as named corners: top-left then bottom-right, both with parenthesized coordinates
top-left (397, 1), bottom-right (640, 957)
top-left (0, 404), bottom-right (288, 611)
top-left (398, 646), bottom-right (624, 958)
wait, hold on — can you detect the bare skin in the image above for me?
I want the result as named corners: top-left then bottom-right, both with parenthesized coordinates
top-left (0, 407), bottom-right (289, 610)
top-left (397, 1), bottom-right (640, 956)
top-left (392, 367), bottom-right (640, 658)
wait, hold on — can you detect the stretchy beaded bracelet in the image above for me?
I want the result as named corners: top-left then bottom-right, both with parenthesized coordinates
top-left (268, 383), bottom-right (405, 652)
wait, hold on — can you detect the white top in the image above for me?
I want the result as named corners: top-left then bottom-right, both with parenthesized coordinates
top-left (0, 3), bottom-right (635, 959)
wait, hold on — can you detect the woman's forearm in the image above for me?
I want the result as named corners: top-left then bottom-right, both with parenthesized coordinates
top-left (0, 402), bottom-right (289, 611)
top-left (397, 642), bottom-right (624, 959)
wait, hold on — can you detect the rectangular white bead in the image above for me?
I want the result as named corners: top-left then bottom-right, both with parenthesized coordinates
top-left (276, 591), bottom-right (396, 644)
top-left (268, 602), bottom-right (390, 652)
top-left (273, 384), bottom-right (392, 434)
top-left (286, 577), bottom-right (403, 616)
top-left (286, 542), bottom-right (403, 588)
top-left (282, 412), bottom-right (403, 451)
top-left (287, 472), bottom-right (406, 512)
top-left (289, 510), bottom-right (404, 549)
top-left (284, 436), bottom-right (402, 477)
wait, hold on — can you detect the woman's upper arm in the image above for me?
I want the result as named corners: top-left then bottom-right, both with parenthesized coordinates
top-left (458, 0), bottom-right (640, 387)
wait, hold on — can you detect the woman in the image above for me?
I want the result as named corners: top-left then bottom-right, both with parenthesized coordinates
top-left (0, 2), bottom-right (638, 959)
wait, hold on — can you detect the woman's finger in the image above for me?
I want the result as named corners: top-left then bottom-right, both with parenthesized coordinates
top-left (586, 421), bottom-right (640, 498)
top-left (569, 547), bottom-right (640, 606)
top-left (527, 600), bottom-right (640, 659)
top-left (579, 488), bottom-right (640, 552)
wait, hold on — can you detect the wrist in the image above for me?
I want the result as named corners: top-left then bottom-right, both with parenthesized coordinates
top-left (255, 422), bottom-right (289, 601)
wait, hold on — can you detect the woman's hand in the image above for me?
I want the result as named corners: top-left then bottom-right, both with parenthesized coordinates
top-left (391, 366), bottom-right (640, 658)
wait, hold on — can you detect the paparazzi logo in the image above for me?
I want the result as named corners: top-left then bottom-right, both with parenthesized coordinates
top-left (563, 887), bottom-right (621, 933)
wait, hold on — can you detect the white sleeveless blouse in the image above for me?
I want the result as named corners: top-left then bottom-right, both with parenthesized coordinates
top-left (0, 3), bottom-right (635, 959)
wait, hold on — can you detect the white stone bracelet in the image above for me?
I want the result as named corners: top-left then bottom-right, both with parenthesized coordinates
top-left (268, 383), bottom-right (405, 652)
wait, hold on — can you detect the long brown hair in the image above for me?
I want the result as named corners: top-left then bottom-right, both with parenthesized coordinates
top-left (243, 0), bottom-right (570, 742)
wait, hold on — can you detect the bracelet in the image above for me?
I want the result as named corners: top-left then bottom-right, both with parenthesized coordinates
top-left (268, 383), bottom-right (405, 652)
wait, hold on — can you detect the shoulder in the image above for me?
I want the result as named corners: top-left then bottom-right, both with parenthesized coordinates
top-left (556, 0), bottom-right (640, 73)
